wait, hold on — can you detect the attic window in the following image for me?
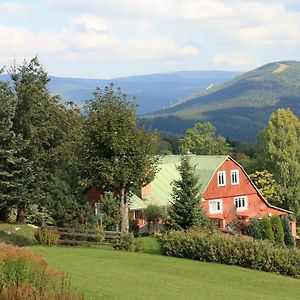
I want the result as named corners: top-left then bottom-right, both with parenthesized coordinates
top-left (217, 171), bottom-right (226, 186)
top-left (231, 170), bottom-right (239, 185)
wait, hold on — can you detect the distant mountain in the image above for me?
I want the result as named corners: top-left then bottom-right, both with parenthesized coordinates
top-left (143, 61), bottom-right (300, 142)
top-left (49, 71), bottom-right (241, 114)
top-left (0, 71), bottom-right (239, 115)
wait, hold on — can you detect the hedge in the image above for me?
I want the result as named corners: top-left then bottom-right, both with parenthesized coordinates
top-left (158, 229), bottom-right (300, 278)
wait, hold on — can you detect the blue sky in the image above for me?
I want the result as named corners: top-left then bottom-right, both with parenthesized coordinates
top-left (1, 0), bottom-right (300, 78)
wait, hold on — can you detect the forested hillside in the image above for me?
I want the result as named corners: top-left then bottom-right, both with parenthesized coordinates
top-left (144, 61), bottom-right (300, 142)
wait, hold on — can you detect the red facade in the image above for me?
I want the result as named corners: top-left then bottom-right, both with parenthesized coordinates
top-left (201, 158), bottom-right (289, 228)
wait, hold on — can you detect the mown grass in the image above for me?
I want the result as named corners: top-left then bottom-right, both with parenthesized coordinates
top-left (32, 244), bottom-right (300, 300)
top-left (0, 223), bottom-right (37, 246)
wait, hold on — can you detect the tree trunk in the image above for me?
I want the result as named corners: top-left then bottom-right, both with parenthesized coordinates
top-left (120, 187), bottom-right (129, 235)
top-left (16, 204), bottom-right (26, 224)
top-left (0, 206), bottom-right (9, 222)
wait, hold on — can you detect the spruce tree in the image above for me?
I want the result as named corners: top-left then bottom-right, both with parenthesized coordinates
top-left (259, 217), bottom-right (275, 243)
top-left (247, 218), bottom-right (262, 240)
top-left (0, 78), bottom-right (28, 221)
top-left (168, 156), bottom-right (209, 230)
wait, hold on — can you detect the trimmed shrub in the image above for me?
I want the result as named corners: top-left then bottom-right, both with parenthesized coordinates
top-left (34, 228), bottom-right (60, 245)
top-left (270, 215), bottom-right (284, 245)
top-left (259, 217), bottom-right (275, 243)
top-left (282, 216), bottom-right (296, 247)
top-left (247, 218), bottom-right (262, 239)
top-left (143, 205), bottom-right (166, 231)
top-left (158, 230), bottom-right (300, 278)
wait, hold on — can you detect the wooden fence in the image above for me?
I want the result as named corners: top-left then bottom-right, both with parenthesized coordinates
top-left (47, 226), bottom-right (121, 247)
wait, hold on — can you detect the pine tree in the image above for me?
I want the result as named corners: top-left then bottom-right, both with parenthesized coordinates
top-left (0, 77), bottom-right (28, 221)
top-left (168, 156), bottom-right (209, 230)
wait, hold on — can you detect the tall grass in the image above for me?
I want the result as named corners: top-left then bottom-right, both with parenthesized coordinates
top-left (0, 243), bottom-right (83, 300)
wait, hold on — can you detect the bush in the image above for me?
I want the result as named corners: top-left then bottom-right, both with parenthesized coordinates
top-left (34, 228), bottom-right (60, 245)
top-left (247, 218), bottom-right (262, 239)
top-left (158, 230), bottom-right (300, 278)
top-left (129, 219), bottom-right (139, 235)
top-left (270, 215), bottom-right (284, 245)
top-left (143, 205), bottom-right (166, 231)
top-left (259, 217), bottom-right (275, 243)
top-left (0, 243), bottom-right (83, 299)
top-left (282, 216), bottom-right (296, 247)
top-left (118, 234), bottom-right (144, 252)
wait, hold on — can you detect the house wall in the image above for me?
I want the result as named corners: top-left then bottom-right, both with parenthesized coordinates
top-left (201, 158), bottom-right (288, 227)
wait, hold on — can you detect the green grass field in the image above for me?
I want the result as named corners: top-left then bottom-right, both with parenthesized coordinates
top-left (32, 241), bottom-right (300, 300)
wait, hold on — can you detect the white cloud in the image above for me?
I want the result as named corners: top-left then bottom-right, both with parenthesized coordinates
top-left (0, 2), bottom-right (34, 15)
top-left (212, 53), bottom-right (256, 70)
top-left (70, 14), bottom-right (109, 32)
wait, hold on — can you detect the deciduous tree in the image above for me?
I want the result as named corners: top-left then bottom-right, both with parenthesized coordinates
top-left (82, 84), bottom-right (159, 234)
top-left (180, 122), bottom-right (232, 155)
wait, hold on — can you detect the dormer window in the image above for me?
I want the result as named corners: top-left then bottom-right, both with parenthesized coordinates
top-left (217, 171), bottom-right (226, 186)
top-left (231, 170), bottom-right (239, 185)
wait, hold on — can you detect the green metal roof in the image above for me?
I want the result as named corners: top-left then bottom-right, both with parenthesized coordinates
top-left (130, 155), bottom-right (228, 210)
top-left (130, 194), bottom-right (148, 210)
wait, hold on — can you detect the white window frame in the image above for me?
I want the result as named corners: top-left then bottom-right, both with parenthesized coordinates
top-left (231, 169), bottom-right (240, 185)
top-left (217, 171), bottom-right (226, 186)
top-left (234, 196), bottom-right (248, 211)
top-left (209, 199), bottom-right (223, 214)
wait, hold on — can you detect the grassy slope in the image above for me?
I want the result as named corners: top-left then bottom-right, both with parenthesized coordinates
top-left (0, 223), bottom-right (37, 246)
top-left (32, 242), bottom-right (300, 300)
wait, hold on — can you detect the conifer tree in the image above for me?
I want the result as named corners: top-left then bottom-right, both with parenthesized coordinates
top-left (259, 217), bottom-right (275, 243)
top-left (0, 77), bottom-right (28, 221)
top-left (282, 216), bottom-right (295, 247)
top-left (270, 215), bottom-right (284, 245)
top-left (168, 156), bottom-right (209, 230)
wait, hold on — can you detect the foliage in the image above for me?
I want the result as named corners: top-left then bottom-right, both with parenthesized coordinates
top-left (119, 233), bottom-right (144, 252)
top-left (246, 219), bottom-right (262, 240)
top-left (258, 217), bottom-right (275, 243)
top-left (180, 122), bottom-right (232, 155)
top-left (82, 84), bottom-right (159, 234)
top-left (235, 153), bottom-right (258, 174)
top-left (0, 243), bottom-right (82, 299)
top-left (270, 215), bottom-right (284, 245)
top-left (129, 219), bottom-right (139, 235)
top-left (97, 194), bottom-right (120, 231)
top-left (249, 170), bottom-right (281, 206)
top-left (0, 74), bottom-right (28, 223)
top-left (34, 228), bottom-right (60, 245)
top-left (168, 156), bottom-right (210, 230)
top-left (143, 205), bottom-right (166, 231)
top-left (158, 229), bottom-right (300, 278)
top-left (25, 204), bottom-right (54, 227)
top-left (257, 108), bottom-right (300, 217)
top-left (282, 216), bottom-right (296, 247)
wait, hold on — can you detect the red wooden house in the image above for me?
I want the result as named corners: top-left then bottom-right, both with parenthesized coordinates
top-left (130, 155), bottom-right (295, 232)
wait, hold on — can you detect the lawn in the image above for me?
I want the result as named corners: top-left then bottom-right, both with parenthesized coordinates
top-left (32, 242), bottom-right (300, 300)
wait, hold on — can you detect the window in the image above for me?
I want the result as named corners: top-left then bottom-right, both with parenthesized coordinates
top-left (209, 199), bottom-right (222, 214)
top-left (234, 196), bottom-right (248, 211)
top-left (217, 171), bottom-right (226, 186)
top-left (231, 170), bottom-right (239, 185)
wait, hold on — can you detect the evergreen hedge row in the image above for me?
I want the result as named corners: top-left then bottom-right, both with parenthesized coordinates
top-left (158, 229), bottom-right (300, 278)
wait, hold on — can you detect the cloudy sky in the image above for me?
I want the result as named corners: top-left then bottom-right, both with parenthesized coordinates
top-left (1, 0), bottom-right (300, 78)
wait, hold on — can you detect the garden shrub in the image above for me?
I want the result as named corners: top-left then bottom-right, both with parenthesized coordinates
top-left (158, 230), bottom-right (300, 278)
top-left (282, 216), bottom-right (296, 247)
top-left (129, 219), bottom-right (139, 235)
top-left (259, 217), bottom-right (275, 243)
top-left (34, 228), bottom-right (60, 245)
top-left (0, 243), bottom-right (83, 299)
top-left (246, 218), bottom-right (262, 240)
top-left (270, 215), bottom-right (284, 245)
top-left (119, 234), bottom-right (144, 252)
